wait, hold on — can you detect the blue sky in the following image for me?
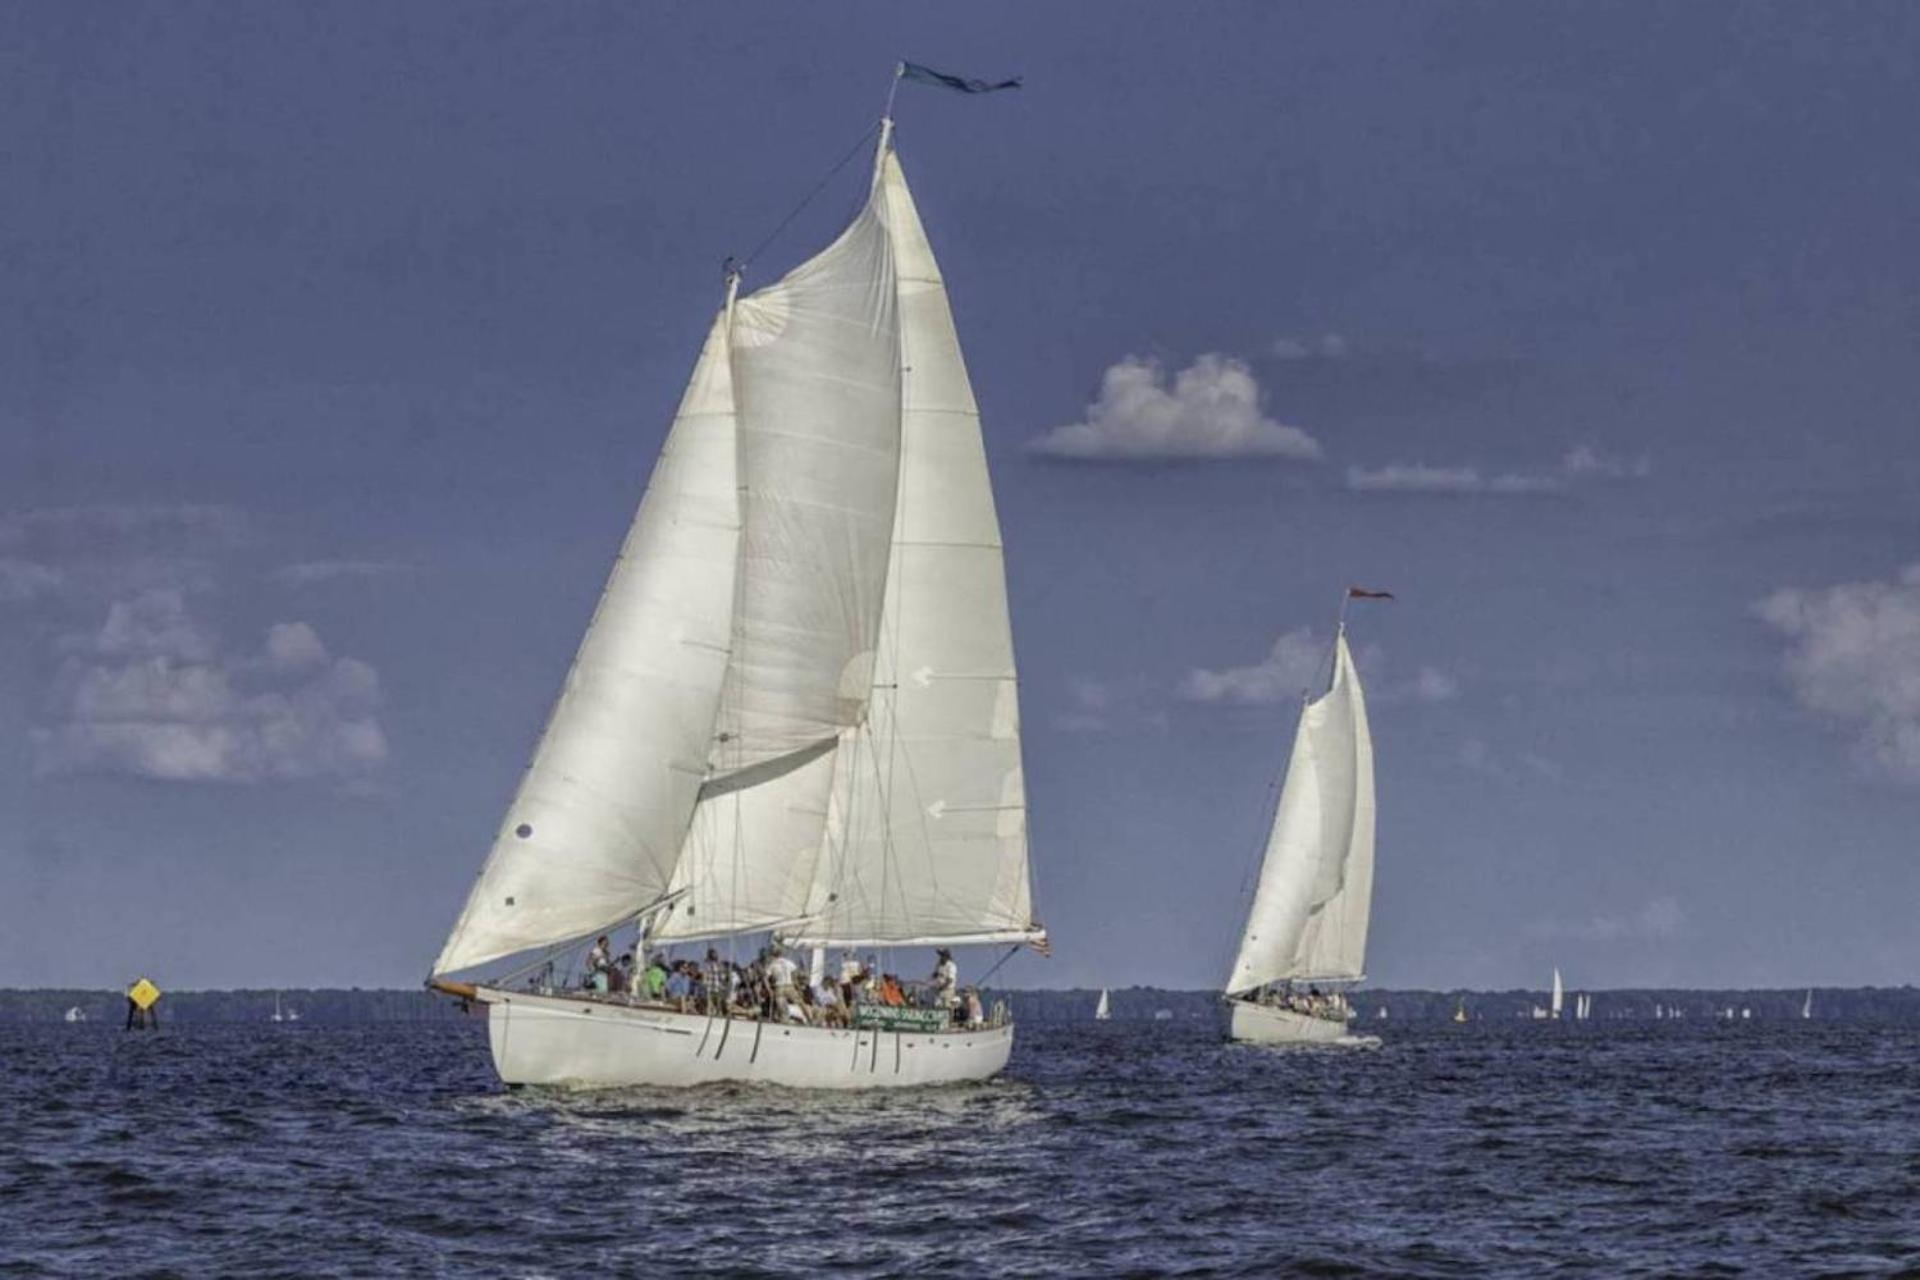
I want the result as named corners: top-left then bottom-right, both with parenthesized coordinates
top-left (5, 3), bottom-right (1917, 991)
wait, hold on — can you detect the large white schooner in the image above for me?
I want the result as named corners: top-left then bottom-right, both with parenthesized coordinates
top-left (428, 114), bottom-right (1045, 1089)
top-left (1223, 606), bottom-right (1379, 1045)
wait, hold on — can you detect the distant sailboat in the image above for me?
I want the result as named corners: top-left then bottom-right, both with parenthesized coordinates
top-left (1550, 968), bottom-right (1564, 1020)
top-left (1376, 1006), bottom-right (1389, 1020)
top-left (1452, 1000), bottom-right (1468, 1024)
top-left (1154, 1009), bottom-right (1174, 1022)
top-left (1802, 989), bottom-right (1813, 1020)
top-left (1224, 596), bottom-right (1381, 1046)
top-left (63, 1006), bottom-right (85, 1024)
top-left (1094, 989), bottom-right (1110, 1021)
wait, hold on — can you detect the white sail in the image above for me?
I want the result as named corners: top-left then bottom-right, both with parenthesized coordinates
top-left (432, 312), bottom-right (742, 976)
top-left (1551, 968), bottom-right (1564, 1018)
top-left (707, 161), bottom-right (901, 772)
top-left (1225, 630), bottom-right (1375, 994)
top-left (1095, 989), bottom-right (1110, 1020)
top-left (1802, 989), bottom-right (1813, 1019)
top-left (792, 142), bottom-right (1037, 950)
top-left (646, 144), bottom-right (902, 944)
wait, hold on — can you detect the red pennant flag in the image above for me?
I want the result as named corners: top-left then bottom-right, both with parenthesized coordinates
top-left (1347, 587), bottom-right (1394, 600)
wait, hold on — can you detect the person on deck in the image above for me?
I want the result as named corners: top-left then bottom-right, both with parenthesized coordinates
top-left (702, 949), bottom-right (727, 1016)
top-left (930, 948), bottom-right (959, 1009)
top-left (766, 946), bottom-right (800, 1014)
top-left (962, 986), bottom-right (985, 1029)
top-left (879, 973), bottom-right (906, 1007)
top-left (643, 955), bottom-right (669, 1001)
top-left (812, 973), bottom-right (844, 1027)
top-left (584, 936), bottom-right (613, 992)
top-left (664, 962), bottom-right (692, 1012)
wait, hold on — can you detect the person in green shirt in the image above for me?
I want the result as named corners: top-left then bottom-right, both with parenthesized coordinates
top-left (642, 956), bottom-right (670, 1001)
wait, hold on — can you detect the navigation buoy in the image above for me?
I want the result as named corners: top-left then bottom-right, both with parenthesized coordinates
top-left (125, 978), bottom-right (161, 1031)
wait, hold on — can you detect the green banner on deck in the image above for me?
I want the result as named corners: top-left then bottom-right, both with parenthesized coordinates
top-left (852, 1004), bottom-right (952, 1032)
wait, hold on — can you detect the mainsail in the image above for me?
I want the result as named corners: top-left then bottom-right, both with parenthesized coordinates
top-left (435, 123), bottom-right (1040, 976)
top-left (1224, 629), bottom-right (1375, 995)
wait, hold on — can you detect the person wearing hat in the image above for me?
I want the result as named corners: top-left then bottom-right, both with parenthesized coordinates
top-left (930, 947), bottom-right (959, 1011)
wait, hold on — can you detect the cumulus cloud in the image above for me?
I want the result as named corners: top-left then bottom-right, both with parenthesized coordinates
top-left (1347, 444), bottom-right (1651, 495)
top-left (1180, 628), bottom-right (1328, 705)
top-left (1028, 355), bottom-right (1322, 462)
top-left (1527, 896), bottom-right (1686, 943)
top-left (1182, 629), bottom-right (1459, 708)
top-left (1754, 562), bottom-right (1920, 783)
top-left (33, 591), bottom-right (388, 785)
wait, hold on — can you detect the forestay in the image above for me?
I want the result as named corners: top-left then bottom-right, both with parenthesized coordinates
top-left (1224, 631), bottom-right (1375, 994)
top-left (432, 314), bottom-right (741, 976)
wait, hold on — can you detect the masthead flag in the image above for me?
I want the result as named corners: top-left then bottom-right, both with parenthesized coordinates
top-left (897, 62), bottom-right (1022, 95)
top-left (1347, 587), bottom-right (1394, 600)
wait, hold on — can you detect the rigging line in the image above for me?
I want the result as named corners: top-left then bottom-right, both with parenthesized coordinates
top-left (974, 944), bottom-right (1021, 991)
top-left (739, 120), bottom-right (884, 273)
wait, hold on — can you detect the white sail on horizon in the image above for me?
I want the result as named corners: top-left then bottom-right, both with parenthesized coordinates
top-left (1224, 629), bottom-right (1375, 994)
top-left (1551, 968), bottom-right (1564, 1019)
top-left (434, 126), bottom-right (1040, 977)
top-left (1095, 989), bottom-right (1110, 1020)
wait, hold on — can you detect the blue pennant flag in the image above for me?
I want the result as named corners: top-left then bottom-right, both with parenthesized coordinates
top-left (898, 61), bottom-right (1022, 95)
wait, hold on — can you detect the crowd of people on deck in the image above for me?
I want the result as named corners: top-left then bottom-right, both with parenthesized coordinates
top-left (577, 938), bottom-right (989, 1030)
top-left (1244, 984), bottom-right (1350, 1023)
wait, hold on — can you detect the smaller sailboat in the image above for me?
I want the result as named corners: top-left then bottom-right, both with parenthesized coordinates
top-left (272, 994), bottom-right (286, 1024)
top-left (1094, 989), bottom-right (1110, 1021)
top-left (1452, 999), bottom-right (1468, 1024)
top-left (1550, 968), bottom-right (1564, 1020)
top-left (1802, 989), bottom-right (1813, 1020)
top-left (63, 1006), bottom-right (85, 1024)
top-left (1223, 597), bottom-right (1381, 1046)
top-left (1376, 1005), bottom-right (1388, 1020)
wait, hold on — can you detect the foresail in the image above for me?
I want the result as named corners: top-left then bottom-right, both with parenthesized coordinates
top-left (432, 313), bottom-right (740, 976)
top-left (650, 141), bottom-right (904, 942)
top-left (793, 144), bottom-right (1038, 950)
top-left (708, 165), bottom-right (902, 773)
top-left (1224, 631), bottom-right (1374, 993)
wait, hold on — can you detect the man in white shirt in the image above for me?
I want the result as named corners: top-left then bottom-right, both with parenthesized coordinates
top-left (931, 948), bottom-right (959, 1009)
top-left (765, 946), bottom-right (800, 1007)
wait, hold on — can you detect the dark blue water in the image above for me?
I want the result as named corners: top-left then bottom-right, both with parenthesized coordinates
top-left (3, 1020), bottom-right (1917, 1277)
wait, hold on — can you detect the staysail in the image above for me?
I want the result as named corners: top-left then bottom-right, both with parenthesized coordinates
top-left (1224, 629), bottom-right (1375, 995)
top-left (792, 143), bottom-right (1038, 950)
top-left (432, 313), bottom-right (742, 976)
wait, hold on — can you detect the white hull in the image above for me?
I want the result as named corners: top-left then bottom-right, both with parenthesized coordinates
top-left (478, 987), bottom-right (1013, 1090)
top-left (1227, 999), bottom-right (1352, 1045)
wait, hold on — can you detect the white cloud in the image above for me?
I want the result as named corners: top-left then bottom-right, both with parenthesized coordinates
top-left (33, 594), bottom-right (388, 785)
top-left (1029, 354), bottom-right (1322, 461)
top-left (1182, 630), bottom-right (1459, 708)
top-left (1346, 463), bottom-right (1566, 495)
top-left (1180, 629), bottom-right (1330, 706)
top-left (1527, 896), bottom-right (1686, 943)
top-left (1755, 562), bottom-right (1920, 783)
top-left (1347, 444), bottom-right (1652, 495)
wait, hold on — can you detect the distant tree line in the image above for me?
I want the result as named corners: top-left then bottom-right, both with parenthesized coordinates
top-left (4, 985), bottom-right (1915, 1026)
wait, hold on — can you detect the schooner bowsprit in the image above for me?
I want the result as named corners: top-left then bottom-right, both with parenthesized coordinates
top-left (427, 111), bottom-right (1045, 1089)
top-left (1223, 596), bottom-right (1381, 1045)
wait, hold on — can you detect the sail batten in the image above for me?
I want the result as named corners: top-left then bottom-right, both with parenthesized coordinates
top-left (1224, 630), bottom-right (1375, 995)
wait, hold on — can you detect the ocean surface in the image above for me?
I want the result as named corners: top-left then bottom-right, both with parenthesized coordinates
top-left (3, 1019), bottom-right (1917, 1277)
